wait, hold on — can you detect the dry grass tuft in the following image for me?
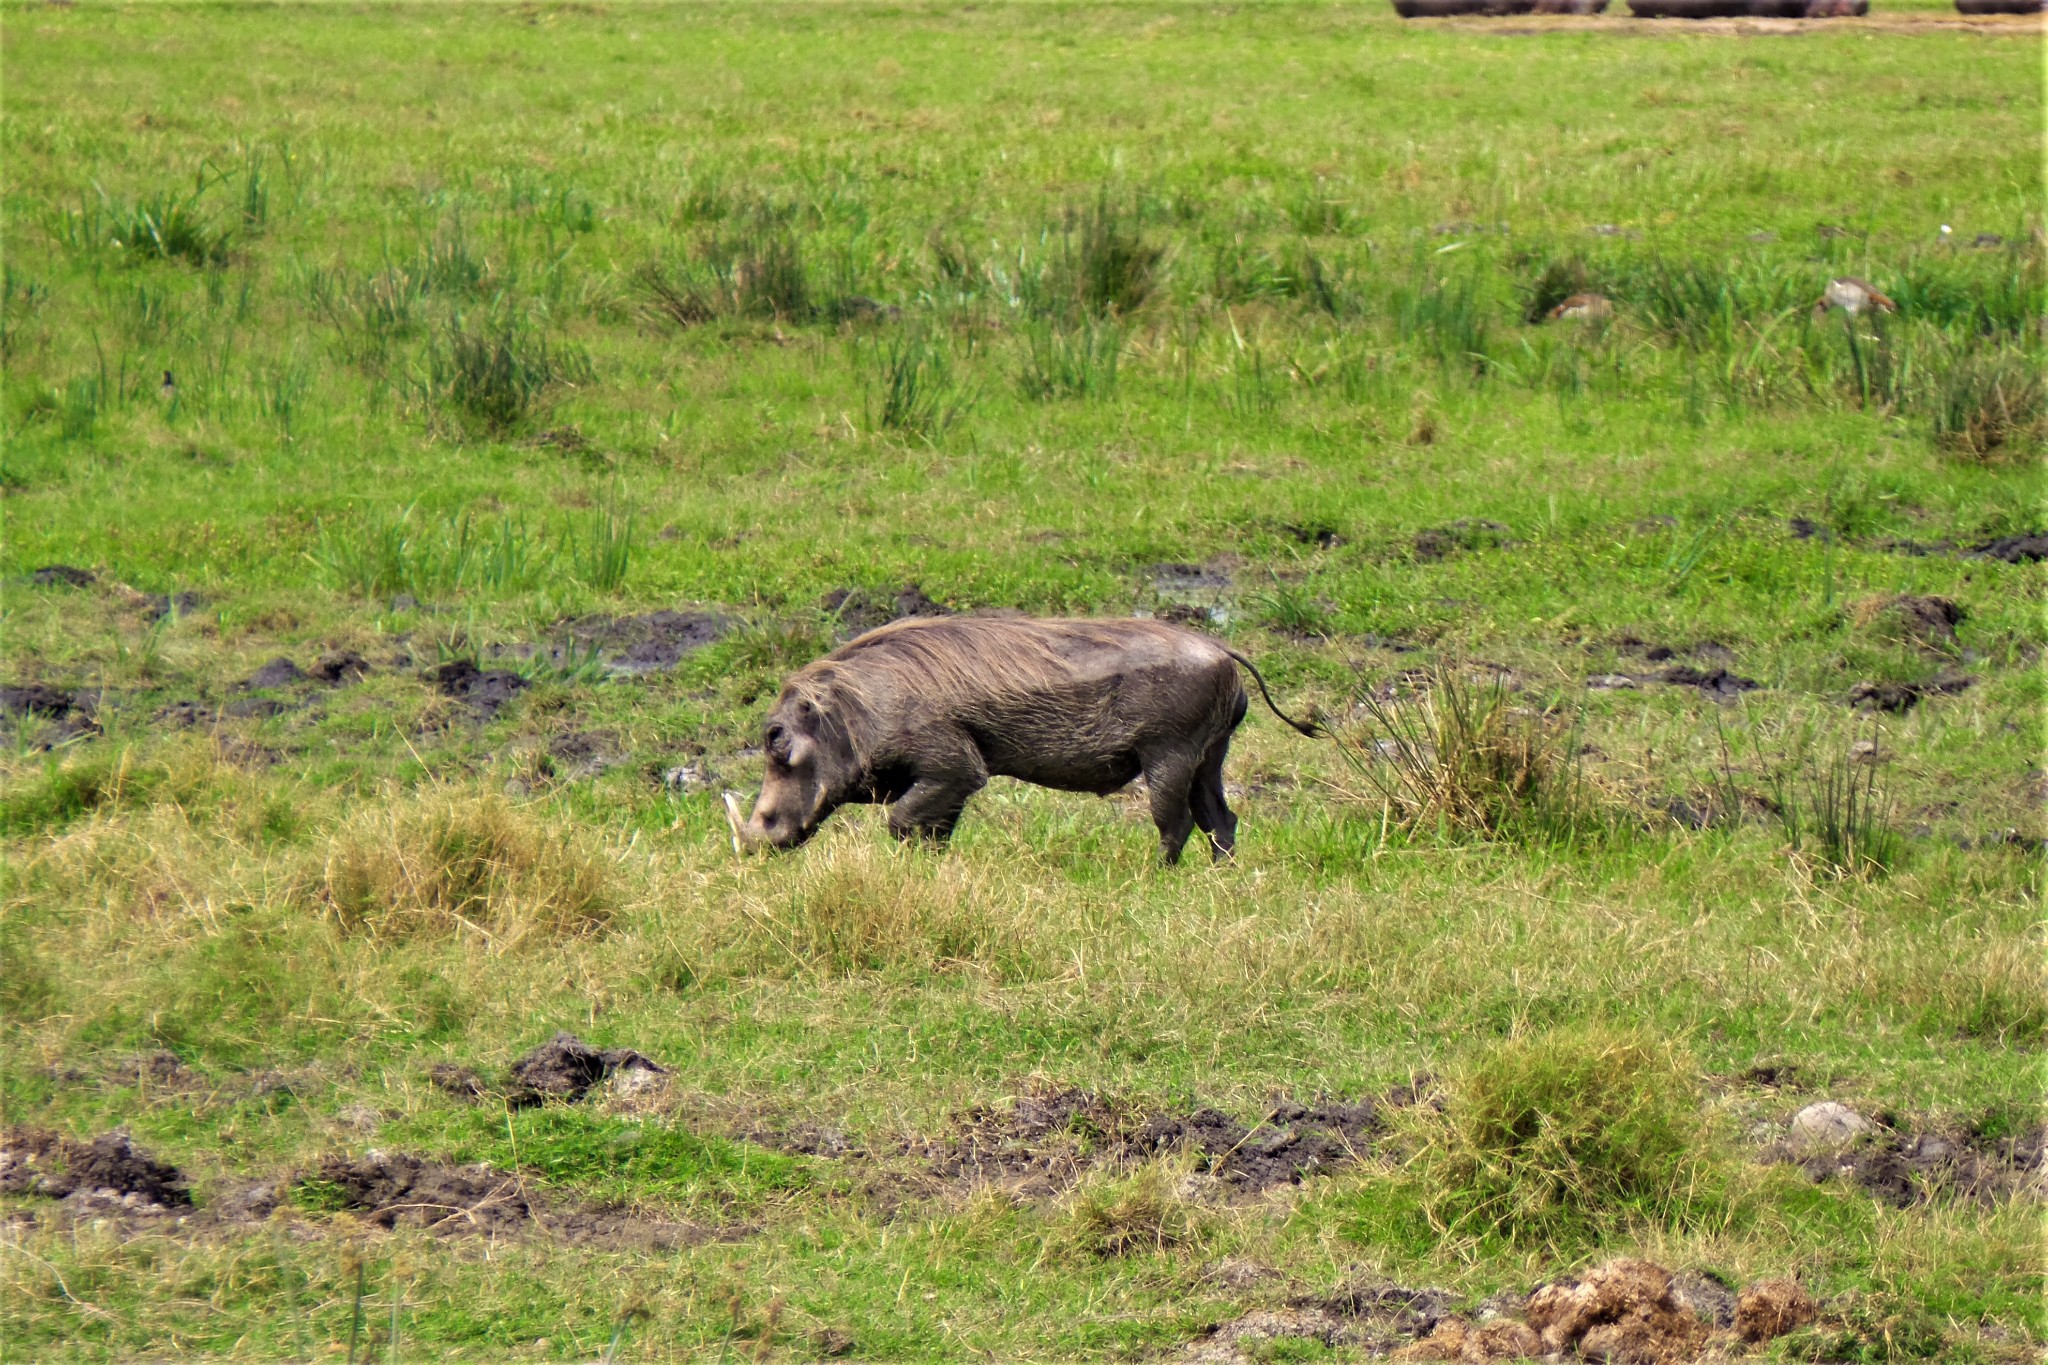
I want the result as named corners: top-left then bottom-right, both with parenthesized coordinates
top-left (1400, 1024), bottom-right (1719, 1250)
top-left (1057, 1156), bottom-right (1212, 1259)
top-left (716, 837), bottom-right (1037, 977)
top-left (1332, 662), bottom-right (1604, 843)
top-left (322, 790), bottom-right (613, 947)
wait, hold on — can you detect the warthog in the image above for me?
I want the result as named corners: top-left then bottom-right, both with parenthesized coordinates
top-left (736, 616), bottom-right (1319, 863)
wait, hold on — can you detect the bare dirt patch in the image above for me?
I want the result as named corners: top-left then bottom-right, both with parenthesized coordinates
top-left (906, 1083), bottom-right (1402, 1199)
top-left (820, 585), bottom-right (950, 638)
top-left (1769, 1121), bottom-right (2044, 1206)
top-left (306, 1150), bottom-right (712, 1249)
top-left (558, 609), bottom-right (730, 675)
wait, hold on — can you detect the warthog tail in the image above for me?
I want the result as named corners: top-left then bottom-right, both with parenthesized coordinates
top-left (1221, 648), bottom-right (1324, 738)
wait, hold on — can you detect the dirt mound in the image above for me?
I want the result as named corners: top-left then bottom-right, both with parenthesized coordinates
top-left (560, 609), bottom-right (729, 674)
top-left (428, 659), bottom-right (529, 716)
top-left (505, 1032), bottom-right (667, 1107)
top-left (1735, 1279), bottom-right (1817, 1343)
top-left (1391, 1316), bottom-right (1545, 1360)
top-left (1852, 594), bottom-right (1964, 646)
top-left (546, 729), bottom-right (625, 780)
top-left (1968, 532), bottom-right (2048, 564)
top-left (820, 585), bottom-right (950, 637)
top-left (142, 590), bottom-right (205, 622)
top-left (309, 649), bottom-right (370, 683)
top-left (1, 1126), bottom-right (190, 1208)
top-left (0, 683), bottom-right (81, 718)
top-left (312, 1151), bottom-right (534, 1233)
top-left (242, 657), bottom-right (307, 690)
top-left (1521, 1258), bottom-right (1706, 1363)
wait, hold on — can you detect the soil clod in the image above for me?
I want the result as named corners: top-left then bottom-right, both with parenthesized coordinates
top-left (310, 649), bottom-right (371, 683)
top-left (429, 659), bottom-right (530, 716)
top-left (505, 1032), bottom-right (668, 1107)
top-left (1767, 1115), bottom-right (2044, 1206)
top-left (1521, 1258), bottom-right (1706, 1363)
top-left (1735, 1278), bottom-right (1817, 1343)
top-left (1659, 666), bottom-right (1759, 700)
top-left (1, 1126), bottom-right (190, 1208)
top-left (1847, 674), bottom-right (1971, 713)
top-left (143, 591), bottom-right (205, 622)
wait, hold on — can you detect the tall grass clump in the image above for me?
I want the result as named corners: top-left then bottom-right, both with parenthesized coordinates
top-left (572, 503), bottom-right (635, 592)
top-left (104, 190), bottom-right (234, 267)
top-left (1333, 662), bottom-right (1602, 844)
top-left (1926, 347), bottom-right (2044, 461)
top-left (310, 504), bottom-right (555, 599)
top-left (1035, 191), bottom-right (1163, 320)
top-left (1017, 317), bottom-right (1122, 400)
top-left (1393, 264), bottom-right (1491, 374)
top-left (322, 791), bottom-right (613, 945)
top-left (422, 314), bottom-right (584, 432)
top-left (1400, 1025), bottom-right (1719, 1251)
top-left (1768, 737), bottom-right (1901, 878)
top-left (863, 323), bottom-right (970, 438)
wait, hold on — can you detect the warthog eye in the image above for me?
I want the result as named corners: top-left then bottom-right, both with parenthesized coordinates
top-left (765, 724), bottom-right (791, 763)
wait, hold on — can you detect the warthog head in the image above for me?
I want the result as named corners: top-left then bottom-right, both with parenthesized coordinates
top-left (738, 685), bottom-right (859, 850)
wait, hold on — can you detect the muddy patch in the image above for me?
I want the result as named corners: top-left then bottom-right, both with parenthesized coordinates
top-left (305, 1151), bottom-right (709, 1249)
top-left (558, 609), bottom-right (731, 675)
top-left (1847, 674), bottom-right (1972, 713)
top-left (1875, 530), bottom-right (2048, 563)
top-left (820, 585), bottom-right (950, 638)
top-left (1411, 519), bottom-right (1513, 562)
top-left (503, 1032), bottom-right (668, 1107)
top-left (1135, 1101), bottom-right (1381, 1191)
top-left (142, 590), bottom-right (206, 622)
top-left (2, 1126), bottom-right (191, 1210)
top-left (30, 564), bottom-right (96, 588)
top-left (1660, 665), bottom-right (1760, 700)
top-left (428, 659), bottom-right (530, 717)
top-left (544, 729), bottom-right (626, 780)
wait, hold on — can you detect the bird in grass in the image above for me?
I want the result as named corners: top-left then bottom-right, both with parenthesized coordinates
top-left (1546, 292), bottom-right (1615, 322)
top-left (157, 370), bottom-right (176, 403)
top-left (1811, 277), bottom-right (1896, 323)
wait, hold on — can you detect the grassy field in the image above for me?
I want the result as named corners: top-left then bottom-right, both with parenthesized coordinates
top-left (1, 1), bottom-right (2043, 1360)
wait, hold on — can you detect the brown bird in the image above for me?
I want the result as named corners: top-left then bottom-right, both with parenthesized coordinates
top-left (1547, 292), bottom-right (1615, 322)
top-left (1812, 277), bottom-right (1896, 323)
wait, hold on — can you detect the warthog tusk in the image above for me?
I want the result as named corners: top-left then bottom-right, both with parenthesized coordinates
top-left (721, 791), bottom-right (748, 859)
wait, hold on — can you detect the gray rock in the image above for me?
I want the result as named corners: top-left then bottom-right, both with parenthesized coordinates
top-left (1789, 1101), bottom-right (1873, 1152)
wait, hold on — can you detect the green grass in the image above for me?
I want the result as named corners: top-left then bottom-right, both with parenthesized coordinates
top-left (1, 1), bottom-right (2042, 1360)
